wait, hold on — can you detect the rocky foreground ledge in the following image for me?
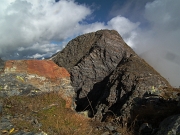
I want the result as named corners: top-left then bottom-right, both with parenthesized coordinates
top-left (0, 29), bottom-right (180, 135)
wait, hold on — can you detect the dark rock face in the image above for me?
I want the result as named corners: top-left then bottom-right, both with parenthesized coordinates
top-left (156, 114), bottom-right (180, 135)
top-left (70, 30), bottom-right (134, 99)
top-left (0, 58), bottom-right (5, 72)
top-left (52, 30), bottom-right (180, 125)
top-left (52, 31), bottom-right (101, 70)
top-left (96, 55), bottom-right (175, 121)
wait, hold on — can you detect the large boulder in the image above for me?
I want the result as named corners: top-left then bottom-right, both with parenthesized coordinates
top-left (52, 29), bottom-right (180, 125)
top-left (1, 60), bottom-right (74, 108)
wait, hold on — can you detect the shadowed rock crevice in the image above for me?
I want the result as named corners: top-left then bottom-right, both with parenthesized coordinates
top-left (75, 74), bottom-right (111, 117)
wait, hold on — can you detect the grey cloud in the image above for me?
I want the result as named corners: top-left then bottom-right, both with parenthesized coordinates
top-left (132, 0), bottom-right (180, 87)
top-left (109, 0), bottom-right (154, 22)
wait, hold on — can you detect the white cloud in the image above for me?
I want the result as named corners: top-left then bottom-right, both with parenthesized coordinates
top-left (27, 53), bottom-right (49, 59)
top-left (81, 16), bottom-right (140, 48)
top-left (82, 22), bottom-right (107, 34)
top-left (0, 0), bottom-right (91, 59)
top-left (107, 16), bottom-right (139, 47)
top-left (28, 53), bottom-right (44, 59)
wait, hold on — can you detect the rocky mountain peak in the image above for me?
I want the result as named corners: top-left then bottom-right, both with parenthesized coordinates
top-left (52, 29), bottom-right (132, 71)
top-left (52, 29), bottom-right (179, 126)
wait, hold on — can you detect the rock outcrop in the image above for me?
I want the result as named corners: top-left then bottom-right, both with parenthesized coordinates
top-left (52, 29), bottom-right (180, 126)
top-left (0, 60), bottom-right (74, 108)
top-left (0, 58), bottom-right (5, 72)
top-left (156, 114), bottom-right (180, 135)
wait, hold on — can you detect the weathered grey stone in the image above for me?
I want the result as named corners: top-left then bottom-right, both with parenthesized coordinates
top-left (0, 116), bottom-right (14, 130)
top-left (156, 114), bottom-right (180, 135)
top-left (0, 73), bottom-right (39, 97)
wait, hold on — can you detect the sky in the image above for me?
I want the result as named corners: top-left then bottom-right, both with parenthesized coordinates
top-left (0, 0), bottom-right (180, 87)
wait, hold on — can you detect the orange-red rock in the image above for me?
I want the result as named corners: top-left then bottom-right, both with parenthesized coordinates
top-left (4, 60), bottom-right (75, 109)
top-left (4, 60), bottom-right (70, 79)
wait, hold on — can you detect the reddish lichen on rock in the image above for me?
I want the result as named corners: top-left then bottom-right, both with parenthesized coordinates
top-left (3, 60), bottom-right (74, 109)
top-left (4, 60), bottom-right (70, 79)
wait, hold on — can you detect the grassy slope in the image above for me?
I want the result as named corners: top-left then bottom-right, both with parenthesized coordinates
top-left (1, 92), bottom-right (94, 134)
top-left (0, 92), bottom-right (134, 135)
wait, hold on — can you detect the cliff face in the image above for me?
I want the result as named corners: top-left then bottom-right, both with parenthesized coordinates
top-left (52, 30), bottom-right (179, 124)
top-left (0, 60), bottom-right (74, 108)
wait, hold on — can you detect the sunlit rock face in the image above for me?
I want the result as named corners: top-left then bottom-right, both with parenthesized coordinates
top-left (0, 60), bottom-right (75, 108)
